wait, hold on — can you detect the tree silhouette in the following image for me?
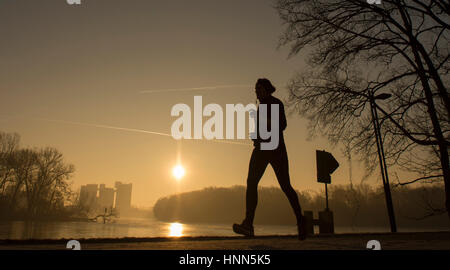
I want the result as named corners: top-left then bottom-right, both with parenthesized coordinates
top-left (275, 0), bottom-right (449, 218)
top-left (0, 131), bottom-right (75, 219)
top-left (153, 185), bottom-right (448, 228)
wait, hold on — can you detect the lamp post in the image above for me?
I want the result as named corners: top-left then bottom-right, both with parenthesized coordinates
top-left (369, 92), bottom-right (397, 233)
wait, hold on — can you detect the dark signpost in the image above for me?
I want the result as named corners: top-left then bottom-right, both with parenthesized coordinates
top-left (304, 150), bottom-right (339, 235)
top-left (316, 150), bottom-right (340, 210)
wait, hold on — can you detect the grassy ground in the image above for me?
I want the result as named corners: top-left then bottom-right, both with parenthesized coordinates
top-left (0, 231), bottom-right (449, 250)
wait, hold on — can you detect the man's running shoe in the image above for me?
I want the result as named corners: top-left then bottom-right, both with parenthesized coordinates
top-left (232, 222), bottom-right (254, 237)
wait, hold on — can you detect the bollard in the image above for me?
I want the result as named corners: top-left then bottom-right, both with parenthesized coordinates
top-left (303, 210), bottom-right (335, 235)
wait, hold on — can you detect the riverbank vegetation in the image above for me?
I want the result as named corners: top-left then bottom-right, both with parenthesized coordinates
top-left (154, 184), bottom-right (449, 229)
top-left (0, 131), bottom-right (79, 221)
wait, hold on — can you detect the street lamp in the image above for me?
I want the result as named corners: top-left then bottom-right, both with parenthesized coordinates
top-left (369, 92), bottom-right (397, 233)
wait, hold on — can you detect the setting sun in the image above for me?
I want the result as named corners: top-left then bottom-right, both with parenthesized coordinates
top-left (172, 164), bottom-right (185, 180)
top-left (168, 223), bottom-right (183, 237)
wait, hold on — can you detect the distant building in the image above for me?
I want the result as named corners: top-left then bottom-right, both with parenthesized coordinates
top-left (79, 182), bottom-right (132, 215)
top-left (79, 184), bottom-right (98, 209)
top-left (115, 181), bottom-right (132, 214)
top-left (98, 184), bottom-right (115, 210)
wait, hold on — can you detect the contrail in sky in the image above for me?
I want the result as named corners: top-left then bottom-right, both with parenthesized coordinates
top-left (139, 84), bottom-right (252, 94)
top-left (37, 118), bottom-right (172, 137)
top-left (35, 118), bottom-right (251, 146)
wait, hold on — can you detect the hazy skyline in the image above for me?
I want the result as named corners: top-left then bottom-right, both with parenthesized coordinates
top-left (0, 0), bottom-right (394, 207)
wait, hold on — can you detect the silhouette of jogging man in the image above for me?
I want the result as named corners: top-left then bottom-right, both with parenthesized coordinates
top-left (233, 78), bottom-right (307, 240)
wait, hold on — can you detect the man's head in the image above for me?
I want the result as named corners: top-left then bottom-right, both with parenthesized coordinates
top-left (255, 78), bottom-right (276, 101)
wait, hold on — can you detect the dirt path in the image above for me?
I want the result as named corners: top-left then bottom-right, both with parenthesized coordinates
top-left (1, 231), bottom-right (449, 250)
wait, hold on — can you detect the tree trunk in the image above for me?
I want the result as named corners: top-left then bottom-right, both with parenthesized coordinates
top-left (440, 145), bottom-right (450, 219)
top-left (411, 47), bottom-right (450, 219)
top-left (397, 5), bottom-right (450, 219)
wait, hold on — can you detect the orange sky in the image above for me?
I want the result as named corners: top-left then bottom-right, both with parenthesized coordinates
top-left (0, 0), bottom-right (400, 207)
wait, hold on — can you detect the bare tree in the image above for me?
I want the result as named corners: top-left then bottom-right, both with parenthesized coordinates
top-left (0, 132), bottom-right (20, 195)
top-left (25, 147), bottom-right (75, 217)
top-left (275, 0), bottom-right (450, 217)
top-left (2, 135), bottom-right (75, 218)
top-left (8, 149), bottom-right (37, 211)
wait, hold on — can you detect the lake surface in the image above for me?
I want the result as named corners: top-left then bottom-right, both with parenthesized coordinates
top-left (0, 217), bottom-right (447, 240)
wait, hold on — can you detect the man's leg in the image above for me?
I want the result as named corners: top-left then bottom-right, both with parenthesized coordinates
top-left (270, 146), bottom-right (306, 239)
top-left (244, 148), bottom-right (269, 226)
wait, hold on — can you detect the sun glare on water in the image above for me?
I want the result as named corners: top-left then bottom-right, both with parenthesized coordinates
top-left (172, 164), bottom-right (185, 180)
